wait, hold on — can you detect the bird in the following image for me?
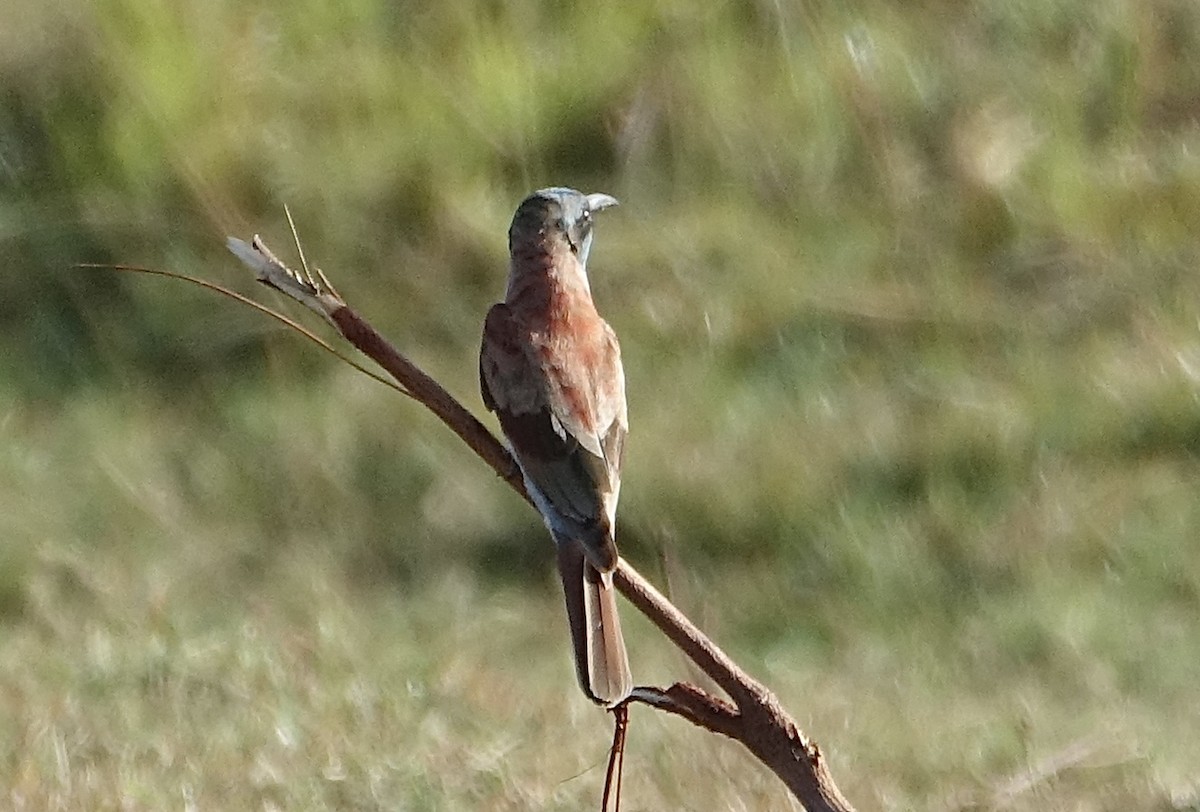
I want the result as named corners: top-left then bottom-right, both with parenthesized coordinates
top-left (479, 187), bottom-right (632, 707)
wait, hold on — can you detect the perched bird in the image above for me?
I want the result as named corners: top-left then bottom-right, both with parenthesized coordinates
top-left (479, 187), bottom-right (632, 706)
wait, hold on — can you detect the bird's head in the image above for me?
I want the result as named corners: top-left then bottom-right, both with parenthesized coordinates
top-left (508, 187), bottom-right (619, 271)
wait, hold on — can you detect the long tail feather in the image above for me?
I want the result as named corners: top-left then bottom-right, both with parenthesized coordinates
top-left (556, 540), bottom-right (632, 706)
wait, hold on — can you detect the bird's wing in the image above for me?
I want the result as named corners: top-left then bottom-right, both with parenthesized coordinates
top-left (480, 303), bottom-right (626, 561)
top-left (538, 318), bottom-right (626, 489)
top-left (480, 303), bottom-right (541, 415)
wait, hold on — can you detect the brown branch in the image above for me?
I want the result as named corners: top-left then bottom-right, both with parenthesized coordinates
top-left (226, 235), bottom-right (859, 812)
top-left (629, 684), bottom-right (742, 739)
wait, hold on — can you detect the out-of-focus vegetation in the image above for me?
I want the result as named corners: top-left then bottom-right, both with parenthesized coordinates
top-left (4, 0), bottom-right (1200, 808)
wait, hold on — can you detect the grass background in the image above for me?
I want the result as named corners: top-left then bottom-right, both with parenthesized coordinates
top-left (3, 0), bottom-right (1200, 808)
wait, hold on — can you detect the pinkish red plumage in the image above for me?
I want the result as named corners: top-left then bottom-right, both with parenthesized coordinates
top-left (480, 188), bottom-right (632, 705)
top-left (481, 203), bottom-right (627, 570)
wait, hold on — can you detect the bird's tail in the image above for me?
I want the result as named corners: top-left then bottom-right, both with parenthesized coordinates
top-left (555, 539), bottom-right (632, 707)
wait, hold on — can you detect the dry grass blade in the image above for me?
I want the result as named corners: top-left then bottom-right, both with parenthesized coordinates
top-left (73, 262), bottom-right (411, 398)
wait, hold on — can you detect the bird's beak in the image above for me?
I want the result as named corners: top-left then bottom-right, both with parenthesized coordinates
top-left (585, 193), bottom-right (619, 212)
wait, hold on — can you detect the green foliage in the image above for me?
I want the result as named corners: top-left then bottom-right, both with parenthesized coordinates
top-left (4, 0), bottom-right (1200, 806)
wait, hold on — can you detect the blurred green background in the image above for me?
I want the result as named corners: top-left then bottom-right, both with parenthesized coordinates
top-left (4, 0), bottom-right (1200, 808)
